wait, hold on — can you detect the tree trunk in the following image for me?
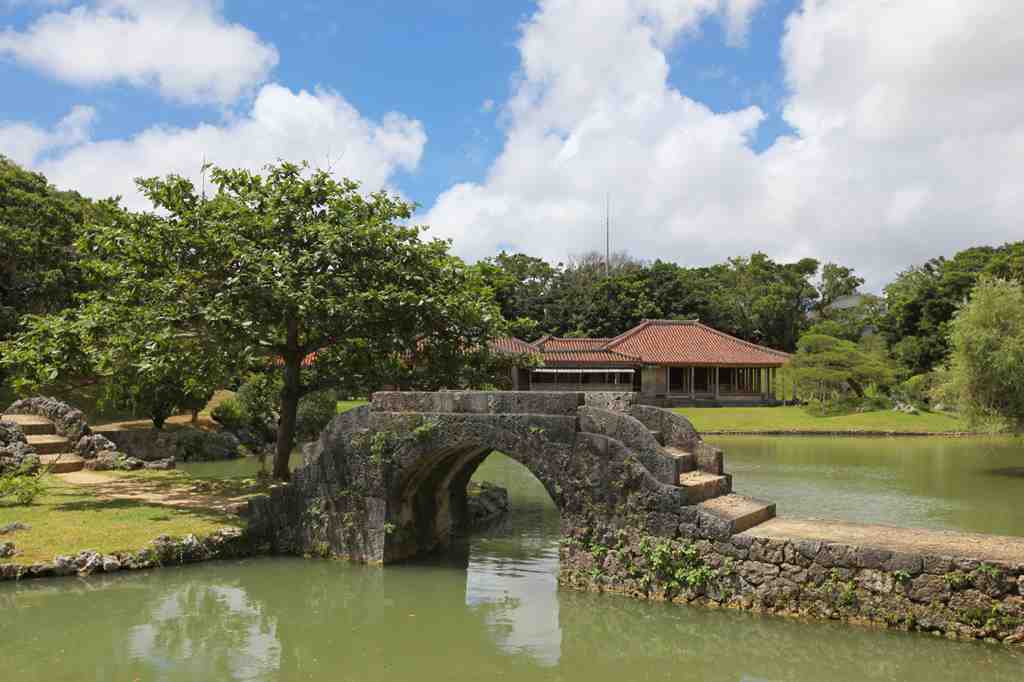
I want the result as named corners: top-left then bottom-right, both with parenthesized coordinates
top-left (274, 317), bottom-right (301, 481)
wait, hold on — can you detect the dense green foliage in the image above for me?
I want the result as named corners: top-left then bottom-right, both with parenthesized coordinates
top-left (295, 389), bottom-right (342, 442)
top-left (5, 161), bottom-right (508, 478)
top-left (475, 251), bottom-right (844, 351)
top-left (0, 157), bottom-right (98, 345)
top-left (936, 278), bottom-right (1024, 430)
top-left (0, 465), bottom-right (46, 505)
top-left (789, 334), bottom-right (897, 412)
top-left (878, 244), bottom-right (1024, 374)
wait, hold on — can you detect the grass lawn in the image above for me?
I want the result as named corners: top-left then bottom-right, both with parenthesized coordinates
top-left (672, 405), bottom-right (970, 434)
top-left (0, 474), bottom-right (242, 564)
top-left (337, 399), bottom-right (368, 413)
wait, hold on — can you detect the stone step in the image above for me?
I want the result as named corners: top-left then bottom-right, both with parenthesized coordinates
top-left (38, 453), bottom-right (85, 474)
top-left (698, 494), bottom-right (776, 534)
top-left (0, 414), bottom-right (56, 436)
top-left (663, 446), bottom-right (695, 473)
top-left (25, 433), bottom-right (72, 455)
top-left (678, 471), bottom-right (731, 503)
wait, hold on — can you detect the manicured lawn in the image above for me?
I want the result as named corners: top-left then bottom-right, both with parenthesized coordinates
top-left (0, 475), bottom-right (241, 564)
top-left (672, 406), bottom-right (970, 434)
top-left (337, 399), bottom-right (368, 413)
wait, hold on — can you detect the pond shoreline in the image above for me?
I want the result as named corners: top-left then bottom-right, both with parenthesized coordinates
top-left (702, 430), bottom-right (985, 437)
top-left (0, 527), bottom-right (263, 582)
top-left (4, 512), bottom-right (1023, 647)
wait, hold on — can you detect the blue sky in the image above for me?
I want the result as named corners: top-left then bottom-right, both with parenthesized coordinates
top-left (2, 1), bottom-right (1022, 287)
top-left (0, 0), bottom-right (796, 208)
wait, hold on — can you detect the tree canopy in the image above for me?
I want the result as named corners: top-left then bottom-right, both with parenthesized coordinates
top-left (937, 277), bottom-right (1024, 430)
top-left (4, 162), bottom-right (507, 478)
top-left (878, 244), bottom-right (1024, 374)
top-left (0, 156), bottom-right (100, 347)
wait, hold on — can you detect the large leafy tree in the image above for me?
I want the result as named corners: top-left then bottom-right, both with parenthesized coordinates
top-left (474, 252), bottom-right (558, 339)
top-left (879, 243), bottom-right (1024, 374)
top-left (710, 254), bottom-right (820, 351)
top-left (0, 157), bottom-right (98, 346)
top-left (815, 263), bottom-right (864, 315)
top-left (55, 161), bottom-right (503, 478)
top-left (937, 277), bottom-right (1024, 430)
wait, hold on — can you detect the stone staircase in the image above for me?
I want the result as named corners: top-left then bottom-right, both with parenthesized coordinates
top-left (1, 414), bottom-right (84, 473)
top-left (649, 426), bottom-right (774, 534)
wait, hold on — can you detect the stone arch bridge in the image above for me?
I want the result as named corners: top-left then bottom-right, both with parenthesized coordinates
top-left (248, 391), bottom-right (775, 563)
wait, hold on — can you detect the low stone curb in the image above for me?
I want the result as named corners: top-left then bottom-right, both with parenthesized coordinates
top-left (701, 430), bottom-right (982, 437)
top-left (0, 528), bottom-right (261, 582)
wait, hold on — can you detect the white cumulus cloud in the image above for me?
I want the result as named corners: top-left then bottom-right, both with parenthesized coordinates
top-left (6, 84), bottom-right (425, 210)
top-left (0, 104), bottom-right (96, 165)
top-left (425, 0), bottom-right (1024, 287)
top-left (0, 0), bottom-right (278, 104)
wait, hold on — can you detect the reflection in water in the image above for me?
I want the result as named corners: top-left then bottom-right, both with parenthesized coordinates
top-left (128, 583), bottom-right (280, 680)
top-left (2, 452), bottom-right (1023, 681)
top-left (463, 455), bottom-right (563, 666)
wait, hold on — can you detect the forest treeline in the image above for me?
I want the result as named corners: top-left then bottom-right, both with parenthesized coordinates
top-left (4, 156), bottom-right (1024, 429)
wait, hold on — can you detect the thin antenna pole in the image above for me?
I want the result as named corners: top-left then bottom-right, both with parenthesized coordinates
top-left (605, 192), bottom-right (610, 277)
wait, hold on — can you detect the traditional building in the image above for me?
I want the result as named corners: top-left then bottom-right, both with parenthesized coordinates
top-left (499, 319), bottom-right (791, 406)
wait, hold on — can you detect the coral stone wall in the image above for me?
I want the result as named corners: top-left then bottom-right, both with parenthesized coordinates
top-left (560, 527), bottom-right (1024, 646)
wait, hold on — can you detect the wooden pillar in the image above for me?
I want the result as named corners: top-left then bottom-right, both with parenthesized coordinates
top-left (714, 366), bottom-right (720, 400)
top-left (690, 366), bottom-right (695, 399)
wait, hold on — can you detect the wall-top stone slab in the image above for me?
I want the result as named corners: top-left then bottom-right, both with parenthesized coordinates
top-left (371, 391), bottom-right (583, 416)
top-left (582, 392), bottom-right (637, 412)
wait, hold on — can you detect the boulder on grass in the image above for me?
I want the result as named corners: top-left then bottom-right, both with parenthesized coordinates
top-left (0, 421), bottom-right (39, 475)
top-left (76, 434), bottom-right (118, 460)
top-left (84, 452), bottom-right (145, 471)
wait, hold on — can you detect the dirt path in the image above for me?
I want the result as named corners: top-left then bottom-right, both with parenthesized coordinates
top-left (58, 471), bottom-right (250, 514)
top-left (747, 517), bottom-right (1024, 564)
top-left (91, 414), bottom-right (219, 432)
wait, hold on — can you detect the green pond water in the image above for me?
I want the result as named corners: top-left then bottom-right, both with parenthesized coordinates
top-left (714, 435), bottom-right (1024, 537)
top-left (3, 447), bottom-right (1024, 680)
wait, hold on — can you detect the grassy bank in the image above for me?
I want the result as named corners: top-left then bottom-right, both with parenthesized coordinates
top-left (337, 399), bottom-right (368, 413)
top-left (0, 474), bottom-right (243, 564)
top-left (672, 405), bottom-right (969, 434)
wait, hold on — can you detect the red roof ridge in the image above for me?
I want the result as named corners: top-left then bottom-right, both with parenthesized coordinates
top-left (490, 336), bottom-right (541, 354)
top-left (541, 348), bottom-right (641, 362)
top-left (686, 321), bottom-right (792, 359)
top-left (603, 319), bottom-right (699, 350)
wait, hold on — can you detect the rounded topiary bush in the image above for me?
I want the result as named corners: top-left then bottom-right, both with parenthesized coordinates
top-left (174, 428), bottom-right (241, 462)
top-left (295, 390), bottom-right (340, 442)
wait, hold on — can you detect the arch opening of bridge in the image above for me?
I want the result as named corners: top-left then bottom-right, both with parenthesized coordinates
top-left (247, 391), bottom-right (775, 566)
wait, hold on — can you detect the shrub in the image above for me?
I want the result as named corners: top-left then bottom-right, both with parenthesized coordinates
top-left (896, 373), bottom-right (937, 408)
top-left (296, 390), bottom-right (340, 442)
top-left (174, 428), bottom-right (239, 462)
top-left (0, 466), bottom-right (46, 505)
top-left (210, 397), bottom-right (247, 431)
top-left (803, 395), bottom-right (861, 417)
top-left (236, 373), bottom-right (281, 429)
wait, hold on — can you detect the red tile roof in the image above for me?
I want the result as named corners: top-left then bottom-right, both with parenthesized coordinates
top-left (497, 320), bottom-right (790, 368)
top-left (489, 337), bottom-right (539, 355)
top-left (540, 349), bottom-right (641, 366)
top-left (606, 320), bottom-right (790, 366)
top-left (536, 337), bottom-right (611, 352)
